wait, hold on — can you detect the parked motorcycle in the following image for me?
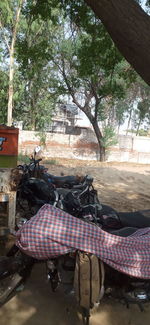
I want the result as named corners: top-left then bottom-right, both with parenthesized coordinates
top-left (1, 205), bottom-right (150, 310)
top-left (1, 153), bottom-right (150, 324)
top-left (18, 147), bottom-right (87, 188)
top-left (16, 151), bottom-right (98, 220)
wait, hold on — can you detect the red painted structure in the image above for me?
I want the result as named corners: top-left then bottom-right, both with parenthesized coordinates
top-left (0, 125), bottom-right (19, 167)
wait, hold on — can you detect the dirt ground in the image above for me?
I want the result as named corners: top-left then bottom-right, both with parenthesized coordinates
top-left (0, 159), bottom-right (150, 325)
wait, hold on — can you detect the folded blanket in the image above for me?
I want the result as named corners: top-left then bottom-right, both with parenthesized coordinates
top-left (16, 204), bottom-right (150, 279)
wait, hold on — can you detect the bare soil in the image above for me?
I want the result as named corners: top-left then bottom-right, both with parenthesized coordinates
top-left (0, 159), bottom-right (150, 325)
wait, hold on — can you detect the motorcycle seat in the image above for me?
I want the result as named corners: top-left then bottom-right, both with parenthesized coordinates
top-left (47, 174), bottom-right (86, 187)
top-left (110, 227), bottom-right (138, 237)
top-left (118, 210), bottom-right (150, 228)
top-left (99, 205), bottom-right (150, 229)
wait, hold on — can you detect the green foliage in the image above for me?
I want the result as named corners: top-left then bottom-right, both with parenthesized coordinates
top-left (46, 3), bottom-right (138, 160)
top-left (138, 129), bottom-right (149, 136)
top-left (115, 101), bottom-right (128, 127)
top-left (0, 0), bottom-right (15, 26)
top-left (100, 126), bottom-right (118, 149)
top-left (130, 79), bottom-right (150, 134)
top-left (97, 103), bottom-right (107, 121)
top-left (16, 10), bottom-right (60, 129)
top-left (126, 129), bottom-right (149, 136)
top-left (17, 152), bottom-right (30, 164)
top-left (145, 1), bottom-right (150, 9)
top-left (23, 0), bottom-right (60, 22)
top-left (137, 99), bottom-right (150, 120)
top-left (52, 17), bottom-right (135, 118)
top-left (37, 131), bottom-right (47, 147)
top-left (1, 0), bottom-right (149, 161)
top-left (0, 0), bottom-right (60, 129)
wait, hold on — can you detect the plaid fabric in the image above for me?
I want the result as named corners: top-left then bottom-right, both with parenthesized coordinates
top-left (16, 204), bottom-right (150, 279)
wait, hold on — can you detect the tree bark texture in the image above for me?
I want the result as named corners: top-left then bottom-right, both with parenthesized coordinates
top-left (92, 120), bottom-right (106, 161)
top-left (7, 48), bottom-right (15, 126)
top-left (126, 109), bottom-right (133, 135)
top-left (7, 0), bottom-right (24, 126)
top-left (72, 99), bottom-right (106, 161)
top-left (82, 107), bottom-right (106, 161)
top-left (84, 0), bottom-right (150, 86)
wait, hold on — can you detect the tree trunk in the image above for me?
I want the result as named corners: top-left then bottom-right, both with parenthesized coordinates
top-left (91, 120), bottom-right (106, 161)
top-left (30, 97), bottom-right (36, 131)
top-left (136, 118), bottom-right (141, 136)
top-left (7, 48), bottom-right (15, 126)
top-left (100, 145), bottom-right (105, 162)
top-left (126, 109), bottom-right (133, 135)
top-left (117, 124), bottom-right (120, 135)
top-left (7, 0), bottom-right (24, 126)
top-left (84, 0), bottom-right (150, 86)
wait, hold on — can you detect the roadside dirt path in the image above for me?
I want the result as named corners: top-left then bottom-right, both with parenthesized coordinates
top-left (0, 159), bottom-right (150, 325)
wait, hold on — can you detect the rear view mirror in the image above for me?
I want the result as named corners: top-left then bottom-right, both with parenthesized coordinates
top-left (34, 146), bottom-right (41, 154)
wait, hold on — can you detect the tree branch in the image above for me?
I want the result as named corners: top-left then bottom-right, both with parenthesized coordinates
top-left (84, 0), bottom-right (150, 85)
top-left (11, 0), bottom-right (24, 52)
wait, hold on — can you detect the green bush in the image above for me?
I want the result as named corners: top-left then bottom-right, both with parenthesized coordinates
top-left (43, 159), bottom-right (57, 165)
top-left (101, 126), bottom-right (118, 148)
top-left (18, 152), bottom-right (30, 164)
top-left (37, 131), bottom-right (47, 147)
top-left (138, 129), bottom-right (148, 136)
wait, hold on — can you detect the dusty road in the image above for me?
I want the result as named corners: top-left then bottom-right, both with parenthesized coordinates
top-left (0, 159), bottom-right (150, 325)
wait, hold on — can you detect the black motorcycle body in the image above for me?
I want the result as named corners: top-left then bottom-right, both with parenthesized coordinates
top-left (16, 161), bottom-right (97, 220)
top-left (16, 176), bottom-right (57, 219)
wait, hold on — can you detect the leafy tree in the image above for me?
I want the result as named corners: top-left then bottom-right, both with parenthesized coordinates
top-left (0, 0), bottom-right (25, 125)
top-left (114, 82), bottom-right (140, 134)
top-left (1, 0), bottom-right (149, 153)
top-left (50, 16), bottom-right (136, 160)
top-left (114, 76), bottom-right (150, 135)
top-left (100, 126), bottom-right (118, 151)
top-left (60, 0), bottom-right (150, 85)
top-left (15, 1), bottom-right (62, 130)
top-left (0, 0), bottom-right (60, 127)
top-left (135, 99), bottom-right (150, 135)
top-left (132, 80), bottom-right (150, 135)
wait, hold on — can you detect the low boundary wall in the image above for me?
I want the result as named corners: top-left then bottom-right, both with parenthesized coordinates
top-left (18, 130), bottom-right (150, 164)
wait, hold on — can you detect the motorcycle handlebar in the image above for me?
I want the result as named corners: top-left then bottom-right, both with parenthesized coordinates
top-left (30, 158), bottom-right (42, 164)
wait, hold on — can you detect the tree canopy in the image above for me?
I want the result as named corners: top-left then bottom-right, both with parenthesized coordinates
top-left (0, 0), bottom-right (150, 161)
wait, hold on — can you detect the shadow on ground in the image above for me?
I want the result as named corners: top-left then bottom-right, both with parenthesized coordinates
top-left (0, 263), bottom-right (150, 325)
top-left (45, 159), bottom-right (150, 211)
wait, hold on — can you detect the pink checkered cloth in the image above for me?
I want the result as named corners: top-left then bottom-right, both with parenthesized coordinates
top-left (16, 204), bottom-right (150, 279)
